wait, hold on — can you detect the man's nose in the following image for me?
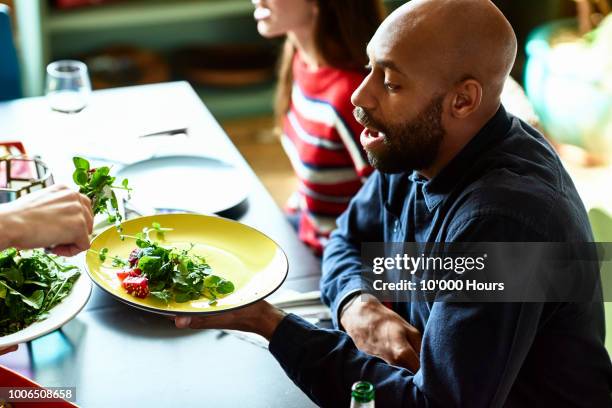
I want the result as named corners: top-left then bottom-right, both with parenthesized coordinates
top-left (351, 76), bottom-right (376, 111)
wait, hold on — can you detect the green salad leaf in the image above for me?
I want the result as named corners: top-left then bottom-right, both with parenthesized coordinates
top-left (72, 156), bottom-right (132, 233)
top-left (0, 248), bottom-right (80, 336)
top-left (93, 223), bottom-right (235, 305)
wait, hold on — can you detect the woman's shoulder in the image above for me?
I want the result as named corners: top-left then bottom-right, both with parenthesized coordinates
top-left (293, 56), bottom-right (365, 101)
top-left (297, 70), bottom-right (364, 107)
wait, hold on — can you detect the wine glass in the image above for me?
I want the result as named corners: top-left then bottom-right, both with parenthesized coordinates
top-left (45, 60), bottom-right (92, 114)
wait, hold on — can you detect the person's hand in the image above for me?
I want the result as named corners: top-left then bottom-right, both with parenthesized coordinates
top-left (174, 301), bottom-right (286, 340)
top-left (0, 184), bottom-right (93, 256)
top-left (340, 294), bottom-right (422, 372)
top-left (0, 345), bottom-right (18, 356)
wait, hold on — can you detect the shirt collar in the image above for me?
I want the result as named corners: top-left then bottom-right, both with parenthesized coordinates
top-left (415, 104), bottom-right (513, 211)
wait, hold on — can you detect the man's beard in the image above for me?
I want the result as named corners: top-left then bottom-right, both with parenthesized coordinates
top-left (354, 95), bottom-right (445, 174)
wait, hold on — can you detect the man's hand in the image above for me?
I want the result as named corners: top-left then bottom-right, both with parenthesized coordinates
top-left (0, 184), bottom-right (93, 256)
top-left (341, 294), bottom-right (422, 372)
top-left (174, 300), bottom-right (286, 340)
top-left (0, 345), bottom-right (18, 356)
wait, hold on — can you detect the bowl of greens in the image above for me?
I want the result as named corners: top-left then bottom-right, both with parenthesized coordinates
top-left (0, 249), bottom-right (92, 348)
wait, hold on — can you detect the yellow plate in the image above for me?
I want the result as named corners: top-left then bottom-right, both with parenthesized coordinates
top-left (85, 213), bottom-right (288, 315)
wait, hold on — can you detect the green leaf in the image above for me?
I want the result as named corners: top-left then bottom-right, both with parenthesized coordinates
top-left (150, 289), bottom-right (173, 304)
top-left (0, 268), bottom-right (24, 287)
top-left (202, 275), bottom-right (234, 295)
top-left (72, 156), bottom-right (130, 235)
top-left (136, 239), bottom-right (149, 249)
top-left (111, 257), bottom-right (127, 268)
top-left (94, 166), bottom-right (110, 177)
top-left (204, 275), bottom-right (221, 288)
top-left (174, 292), bottom-right (192, 303)
top-left (72, 157), bottom-right (90, 171)
top-left (148, 222), bottom-right (173, 241)
top-left (0, 281), bottom-right (37, 309)
top-left (26, 290), bottom-right (45, 310)
top-left (216, 280), bottom-right (235, 295)
top-left (131, 232), bottom-right (151, 248)
top-left (0, 248), bottom-right (18, 267)
top-left (72, 169), bottom-right (88, 186)
top-left (110, 192), bottom-right (119, 215)
top-left (149, 281), bottom-right (165, 291)
top-left (23, 280), bottom-right (49, 288)
top-left (89, 171), bottom-right (109, 189)
top-left (137, 256), bottom-right (162, 277)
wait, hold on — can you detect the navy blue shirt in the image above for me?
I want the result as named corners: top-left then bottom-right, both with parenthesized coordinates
top-left (269, 106), bottom-right (612, 407)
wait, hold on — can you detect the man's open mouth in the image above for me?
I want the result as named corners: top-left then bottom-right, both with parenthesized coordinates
top-left (364, 126), bottom-right (385, 139)
top-left (360, 126), bottom-right (386, 149)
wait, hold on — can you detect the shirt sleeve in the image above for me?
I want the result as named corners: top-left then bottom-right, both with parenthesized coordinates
top-left (272, 215), bottom-right (551, 408)
top-left (320, 171), bottom-right (385, 328)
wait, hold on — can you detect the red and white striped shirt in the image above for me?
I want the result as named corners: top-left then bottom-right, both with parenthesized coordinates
top-left (282, 52), bottom-right (372, 254)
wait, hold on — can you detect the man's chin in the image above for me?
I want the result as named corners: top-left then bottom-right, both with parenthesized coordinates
top-left (367, 151), bottom-right (410, 174)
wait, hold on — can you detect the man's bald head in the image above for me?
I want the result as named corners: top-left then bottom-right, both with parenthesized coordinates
top-left (352, 0), bottom-right (519, 177)
top-left (372, 0), bottom-right (517, 107)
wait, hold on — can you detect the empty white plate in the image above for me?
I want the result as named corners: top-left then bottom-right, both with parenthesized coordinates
top-left (117, 155), bottom-right (249, 215)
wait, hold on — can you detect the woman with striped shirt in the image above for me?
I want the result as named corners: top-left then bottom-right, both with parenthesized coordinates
top-left (252, 0), bottom-right (386, 254)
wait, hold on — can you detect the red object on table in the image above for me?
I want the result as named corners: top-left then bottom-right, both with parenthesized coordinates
top-left (0, 141), bottom-right (31, 188)
top-left (53, 0), bottom-right (119, 9)
top-left (0, 365), bottom-right (78, 407)
top-left (0, 141), bottom-right (25, 155)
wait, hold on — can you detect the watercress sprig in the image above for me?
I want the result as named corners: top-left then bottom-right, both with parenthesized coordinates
top-left (72, 156), bottom-right (132, 232)
top-left (93, 223), bottom-right (235, 305)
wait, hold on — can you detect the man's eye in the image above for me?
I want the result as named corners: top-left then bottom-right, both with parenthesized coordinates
top-left (384, 82), bottom-right (399, 92)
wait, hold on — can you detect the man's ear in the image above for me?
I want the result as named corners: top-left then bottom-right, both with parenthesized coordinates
top-left (449, 79), bottom-right (482, 119)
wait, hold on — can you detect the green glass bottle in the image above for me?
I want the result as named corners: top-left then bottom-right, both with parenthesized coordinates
top-left (350, 381), bottom-right (375, 408)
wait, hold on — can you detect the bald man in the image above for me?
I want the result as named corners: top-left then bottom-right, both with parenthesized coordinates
top-left (174, 1), bottom-right (612, 406)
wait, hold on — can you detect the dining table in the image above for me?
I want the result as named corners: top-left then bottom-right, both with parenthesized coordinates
top-left (0, 81), bottom-right (321, 407)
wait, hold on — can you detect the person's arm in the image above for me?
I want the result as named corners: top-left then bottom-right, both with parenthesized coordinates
top-left (321, 172), bottom-right (422, 371)
top-left (278, 215), bottom-right (547, 407)
top-left (320, 171), bottom-right (383, 327)
top-left (175, 296), bottom-right (543, 407)
top-left (176, 214), bottom-right (549, 407)
top-left (271, 301), bottom-right (543, 408)
top-left (0, 186), bottom-right (93, 357)
top-left (0, 184), bottom-right (93, 256)
top-left (0, 206), bottom-right (19, 250)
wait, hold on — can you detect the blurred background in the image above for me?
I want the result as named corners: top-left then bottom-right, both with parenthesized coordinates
top-left (0, 0), bottom-right (610, 208)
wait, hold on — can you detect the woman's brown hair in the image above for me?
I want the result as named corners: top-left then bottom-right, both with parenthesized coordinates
top-left (274, 0), bottom-right (386, 127)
